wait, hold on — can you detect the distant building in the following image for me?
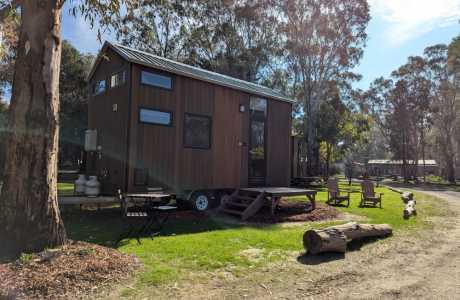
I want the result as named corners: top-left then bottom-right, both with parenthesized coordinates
top-left (366, 159), bottom-right (438, 177)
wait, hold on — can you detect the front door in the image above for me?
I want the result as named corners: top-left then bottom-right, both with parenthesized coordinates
top-left (248, 97), bottom-right (267, 187)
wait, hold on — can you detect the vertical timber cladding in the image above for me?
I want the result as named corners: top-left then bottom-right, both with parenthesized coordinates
top-left (177, 77), bottom-right (215, 191)
top-left (129, 65), bottom-right (178, 191)
top-left (127, 63), bottom-right (291, 193)
top-left (266, 100), bottom-right (292, 186)
top-left (87, 48), bottom-right (130, 194)
top-left (212, 87), bottom-right (249, 189)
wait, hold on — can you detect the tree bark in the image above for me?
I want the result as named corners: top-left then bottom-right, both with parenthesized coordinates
top-left (0, 0), bottom-right (66, 254)
top-left (303, 222), bottom-right (393, 255)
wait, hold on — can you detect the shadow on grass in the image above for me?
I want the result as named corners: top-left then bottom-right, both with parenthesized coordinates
top-left (63, 207), bottom-right (245, 248)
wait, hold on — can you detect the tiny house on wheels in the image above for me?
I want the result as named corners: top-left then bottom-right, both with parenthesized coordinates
top-left (86, 42), bottom-right (294, 210)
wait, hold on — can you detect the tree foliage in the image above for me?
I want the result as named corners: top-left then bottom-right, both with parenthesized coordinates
top-left (363, 38), bottom-right (460, 182)
top-left (117, 0), bottom-right (282, 83)
top-left (59, 40), bottom-right (94, 169)
top-left (276, 0), bottom-right (370, 174)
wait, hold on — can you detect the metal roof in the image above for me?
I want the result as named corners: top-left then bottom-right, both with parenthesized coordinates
top-left (367, 159), bottom-right (438, 166)
top-left (89, 41), bottom-right (295, 104)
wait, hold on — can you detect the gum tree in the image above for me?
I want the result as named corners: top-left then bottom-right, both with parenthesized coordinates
top-left (276, 0), bottom-right (370, 175)
top-left (0, 0), bottom-right (138, 254)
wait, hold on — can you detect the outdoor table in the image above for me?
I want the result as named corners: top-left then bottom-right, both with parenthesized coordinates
top-left (117, 204), bottom-right (177, 245)
top-left (117, 193), bottom-right (176, 245)
top-left (121, 192), bottom-right (172, 216)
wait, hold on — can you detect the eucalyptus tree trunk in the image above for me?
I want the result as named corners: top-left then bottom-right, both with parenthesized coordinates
top-left (305, 90), bottom-right (320, 176)
top-left (0, 0), bottom-right (66, 254)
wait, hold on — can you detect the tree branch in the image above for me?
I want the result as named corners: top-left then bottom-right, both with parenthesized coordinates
top-left (0, 0), bottom-right (19, 23)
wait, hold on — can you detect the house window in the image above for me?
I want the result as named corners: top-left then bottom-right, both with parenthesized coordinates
top-left (110, 71), bottom-right (126, 88)
top-left (93, 79), bottom-right (106, 95)
top-left (139, 108), bottom-right (172, 126)
top-left (184, 113), bottom-right (212, 149)
top-left (141, 71), bottom-right (172, 89)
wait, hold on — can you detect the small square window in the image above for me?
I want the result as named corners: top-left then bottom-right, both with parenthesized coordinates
top-left (141, 71), bottom-right (172, 89)
top-left (184, 113), bottom-right (212, 149)
top-left (93, 79), bottom-right (106, 95)
top-left (110, 71), bottom-right (126, 88)
top-left (139, 108), bottom-right (172, 126)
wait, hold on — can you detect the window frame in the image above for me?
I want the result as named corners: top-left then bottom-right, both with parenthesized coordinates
top-left (92, 79), bottom-right (106, 96)
top-left (138, 107), bottom-right (173, 127)
top-left (183, 113), bottom-right (213, 150)
top-left (140, 69), bottom-right (173, 90)
top-left (110, 70), bottom-right (126, 89)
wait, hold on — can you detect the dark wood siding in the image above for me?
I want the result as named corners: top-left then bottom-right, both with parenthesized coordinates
top-left (212, 87), bottom-right (249, 189)
top-left (92, 59), bottom-right (292, 194)
top-left (88, 48), bottom-right (130, 194)
top-left (177, 77), bottom-right (215, 191)
top-left (128, 66), bottom-right (178, 191)
top-left (266, 100), bottom-right (292, 186)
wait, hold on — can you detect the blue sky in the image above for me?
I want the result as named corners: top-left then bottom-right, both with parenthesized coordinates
top-left (2, 0), bottom-right (460, 102)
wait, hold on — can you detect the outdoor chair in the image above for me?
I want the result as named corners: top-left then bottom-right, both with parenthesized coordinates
top-left (326, 178), bottom-right (350, 207)
top-left (360, 180), bottom-right (383, 208)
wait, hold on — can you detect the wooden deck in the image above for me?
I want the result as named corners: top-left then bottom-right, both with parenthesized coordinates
top-left (240, 187), bottom-right (317, 198)
top-left (219, 187), bottom-right (317, 220)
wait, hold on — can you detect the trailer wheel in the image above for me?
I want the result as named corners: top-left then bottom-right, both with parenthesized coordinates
top-left (192, 192), bottom-right (211, 211)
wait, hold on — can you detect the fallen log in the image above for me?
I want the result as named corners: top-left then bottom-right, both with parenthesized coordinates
top-left (403, 200), bottom-right (417, 219)
top-left (303, 222), bottom-right (393, 255)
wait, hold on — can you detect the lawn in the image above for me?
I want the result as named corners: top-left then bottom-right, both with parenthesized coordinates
top-left (58, 182), bottom-right (74, 196)
top-left (296, 181), bottom-right (441, 230)
top-left (62, 180), bottom-right (446, 293)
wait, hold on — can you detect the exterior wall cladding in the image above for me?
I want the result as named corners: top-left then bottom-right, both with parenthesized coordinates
top-left (88, 47), bottom-right (292, 196)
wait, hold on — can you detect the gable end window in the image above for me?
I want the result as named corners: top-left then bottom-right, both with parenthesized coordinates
top-left (141, 71), bottom-right (172, 90)
top-left (139, 108), bottom-right (172, 126)
top-left (110, 71), bottom-right (126, 88)
top-left (184, 113), bottom-right (212, 149)
top-left (93, 79), bottom-right (106, 95)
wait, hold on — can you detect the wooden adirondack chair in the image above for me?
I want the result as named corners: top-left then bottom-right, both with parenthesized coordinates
top-left (326, 178), bottom-right (350, 207)
top-left (360, 180), bottom-right (383, 208)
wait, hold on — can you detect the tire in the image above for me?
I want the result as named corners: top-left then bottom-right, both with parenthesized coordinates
top-left (192, 191), bottom-right (213, 211)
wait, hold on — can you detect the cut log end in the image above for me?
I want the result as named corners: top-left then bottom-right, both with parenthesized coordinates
top-left (303, 229), bottom-right (347, 255)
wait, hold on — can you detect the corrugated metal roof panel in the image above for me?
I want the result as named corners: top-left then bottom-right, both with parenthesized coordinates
top-left (102, 42), bottom-right (294, 103)
top-left (367, 159), bottom-right (438, 166)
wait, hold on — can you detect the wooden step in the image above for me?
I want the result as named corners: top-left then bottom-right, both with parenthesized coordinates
top-left (234, 195), bottom-right (257, 202)
top-left (221, 208), bottom-right (244, 216)
top-left (226, 201), bottom-right (250, 208)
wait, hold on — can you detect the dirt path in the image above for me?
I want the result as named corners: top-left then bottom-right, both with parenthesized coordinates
top-left (134, 189), bottom-right (460, 300)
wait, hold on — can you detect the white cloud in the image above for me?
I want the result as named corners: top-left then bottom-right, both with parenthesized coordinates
top-left (369, 0), bottom-right (460, 45)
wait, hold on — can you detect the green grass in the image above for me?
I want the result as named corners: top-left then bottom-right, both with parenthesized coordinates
top-left (64, 209), bottom-right (341, 285)
top-left (289, 181), bottom-right (436, 230)
top-left (58, 182), bottom-right (74, 196)
top-left (62, 182), bottom-right (446, 290)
